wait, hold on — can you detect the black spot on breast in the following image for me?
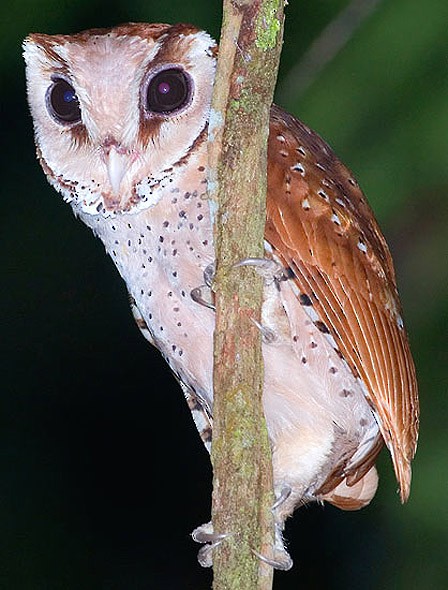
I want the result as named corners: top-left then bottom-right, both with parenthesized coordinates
top-left (340, 389), bottom-right (353, 398)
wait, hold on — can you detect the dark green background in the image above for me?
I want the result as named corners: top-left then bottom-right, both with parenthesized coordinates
top-left (2, 0), bottom-right (447, 588)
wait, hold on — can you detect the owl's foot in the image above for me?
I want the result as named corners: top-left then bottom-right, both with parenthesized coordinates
top-left (234, 257), bottom-right (292, 285)
top-left (191, 522), bottom-right (233, 568)
top-left (190, 264), bottom-right (216, 310)
top-left (192, 517), bottom-right (293, 571)
top-left (250, 486), bottom-right (293, 571)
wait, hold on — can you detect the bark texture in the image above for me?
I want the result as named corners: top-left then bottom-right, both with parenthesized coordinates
top-left (208, 2), bottom-right (285, 589)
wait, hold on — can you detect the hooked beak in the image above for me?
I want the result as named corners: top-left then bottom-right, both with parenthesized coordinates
top-left (105, 146), bottom-right (129, 195)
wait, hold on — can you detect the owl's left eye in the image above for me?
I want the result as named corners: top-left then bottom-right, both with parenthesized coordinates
top-left (145, 68), bottom-right (192, 115)
top-left (46, 78), bottom-right (81, 124)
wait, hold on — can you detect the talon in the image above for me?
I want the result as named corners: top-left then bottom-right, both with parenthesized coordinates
top-left (234, 257), bottom-right (291, 285)
top-left (272, 485), bottom-right (292, 511)
top-left (192, 522), bottom-right (233, 568)
top-left (192, 527), bottom-right (231, 545)
top-left (251, 547), bottom-right (293, 571)
top-left (250, 317), bottom-right (277, 344)
top-left (190, 286), bottom-right (215, 310)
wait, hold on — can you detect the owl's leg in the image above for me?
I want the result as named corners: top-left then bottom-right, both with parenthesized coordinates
top-left (250, 486), bottom-right (293, 571)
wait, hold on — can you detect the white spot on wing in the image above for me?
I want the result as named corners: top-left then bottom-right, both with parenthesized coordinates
top-left (331, 212), bottom-right (341, 226)
top-left (291, 163), bottom-right (305, 175)
top-left (357, 240), bottom-right (367, 253)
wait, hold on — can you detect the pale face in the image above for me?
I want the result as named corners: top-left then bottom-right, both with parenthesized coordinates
top-left (23, 23), bottom-right (216, 216)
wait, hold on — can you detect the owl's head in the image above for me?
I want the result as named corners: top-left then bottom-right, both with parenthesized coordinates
top-left (23, 23), bottom-right (216, 216)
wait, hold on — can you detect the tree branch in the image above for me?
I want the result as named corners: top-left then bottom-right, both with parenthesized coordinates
top-left (208, 1), bottom-right (285, 589)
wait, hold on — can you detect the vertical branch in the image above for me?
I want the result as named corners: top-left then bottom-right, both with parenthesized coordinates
top-left (208, 1), bottom-right (284, 589)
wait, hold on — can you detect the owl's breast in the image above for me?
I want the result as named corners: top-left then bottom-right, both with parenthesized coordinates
top-left (80, 172), bottom-right (217, 405)
top-left (79, 165), bottom-right (381, 511)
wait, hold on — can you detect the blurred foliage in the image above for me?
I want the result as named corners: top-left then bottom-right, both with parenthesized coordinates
top-left (1, 0), bottom-right (447, 588)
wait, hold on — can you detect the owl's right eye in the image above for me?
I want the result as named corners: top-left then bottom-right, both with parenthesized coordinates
top-left (46, 78), bottom-right (81, 124)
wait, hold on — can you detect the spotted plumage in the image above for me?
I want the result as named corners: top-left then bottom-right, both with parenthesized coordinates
top-left (23, 22), bottom-right (418, 565)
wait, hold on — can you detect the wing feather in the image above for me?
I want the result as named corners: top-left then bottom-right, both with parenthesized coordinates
top-left (266, 106), bottom-right (419, 500)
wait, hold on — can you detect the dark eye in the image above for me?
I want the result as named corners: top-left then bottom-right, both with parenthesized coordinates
top-left (145, 68), bottom-right (191, 114)
top-left (46, 78), bottom-right (81, 124)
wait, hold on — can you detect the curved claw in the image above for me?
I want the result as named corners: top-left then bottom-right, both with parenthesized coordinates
top-left (251, 547), bottom-right (293, 571)
top-left (250, 519), bottom-right (294, 571)
top-left (272, 485), bottom-right (292, 511)
top-left (192, 528), bottom-right (231, 545)
top-left (192, 523), bottom-right (233, 568)
top-left (190, 286), bottom-right (215, 311)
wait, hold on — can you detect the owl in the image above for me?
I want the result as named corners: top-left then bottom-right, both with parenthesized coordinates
top-left (23, 22), bottom-right (418, 569)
